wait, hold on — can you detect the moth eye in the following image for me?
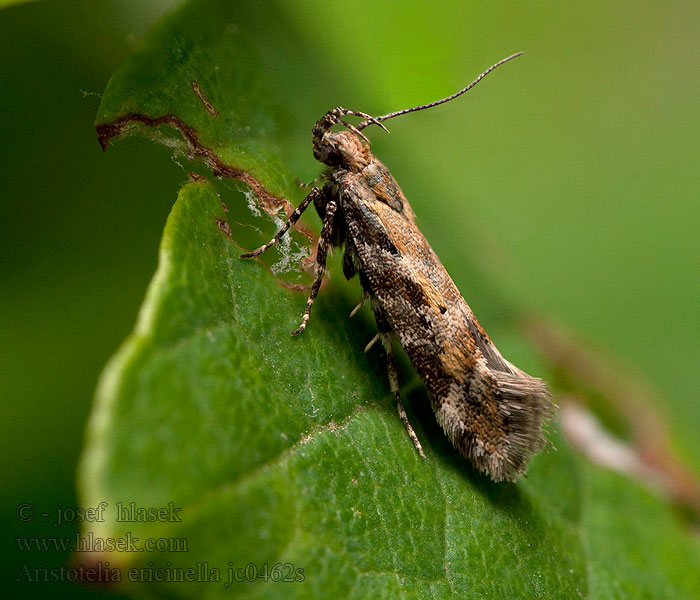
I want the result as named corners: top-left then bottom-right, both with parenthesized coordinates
top-left (314, 142), bottom-right (342, 166)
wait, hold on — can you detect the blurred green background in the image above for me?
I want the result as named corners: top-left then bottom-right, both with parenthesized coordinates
top-left (2, 0), bottom-right (699, 597)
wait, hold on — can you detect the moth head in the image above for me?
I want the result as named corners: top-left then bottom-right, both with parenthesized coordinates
top-left (312, 107), bottom-right (387, 168)
top-left (322, 130), bottom-right (371, 170)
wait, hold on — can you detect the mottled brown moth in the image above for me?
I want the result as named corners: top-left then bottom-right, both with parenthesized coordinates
top-left (241, 53), bottom-right (552, 482)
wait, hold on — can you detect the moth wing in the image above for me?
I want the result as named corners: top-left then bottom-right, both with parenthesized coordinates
top-left (338, 168), bottom-right (551, 481)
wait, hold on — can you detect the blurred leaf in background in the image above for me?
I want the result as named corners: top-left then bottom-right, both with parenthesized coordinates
top-left (2, 0), bottom-right (699, 598)
top-left (0, 1), bottom-right (182, 598)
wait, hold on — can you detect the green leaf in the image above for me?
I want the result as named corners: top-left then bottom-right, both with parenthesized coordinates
top-left (80, 0), bottom-right (700, 598)
top-left (81, 180), bottom-right (587, 598)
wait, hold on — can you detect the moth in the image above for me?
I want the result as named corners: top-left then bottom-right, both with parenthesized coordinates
top-left (241, 53), bottom-right (552, 482)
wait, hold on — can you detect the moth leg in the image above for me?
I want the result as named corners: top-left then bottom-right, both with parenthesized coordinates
top-left (349, 290), bottom-right (368, 318)
top-left (295, 174), bottom-right (321, 188)
top-left (240, 187), bottom-right (323, 258)
top-left (290, 199), bottom-right (337, 336)
top-left (364, 332), bottom-right (380, 353)
top-left (374, 314), bottom-right (426, 458)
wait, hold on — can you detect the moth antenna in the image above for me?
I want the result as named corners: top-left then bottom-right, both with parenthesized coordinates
top-left (312, 108), bottom-right (389, 150)
top-left (340, 119), bottom-right (371, 145)
top-left (355, 52), bottom-right (524, 131)
top-left (344, 110), bottom-right (390, 133)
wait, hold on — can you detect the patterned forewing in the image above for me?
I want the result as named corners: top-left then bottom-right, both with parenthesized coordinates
top-left (335, 160), bottom-right (551, 481)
